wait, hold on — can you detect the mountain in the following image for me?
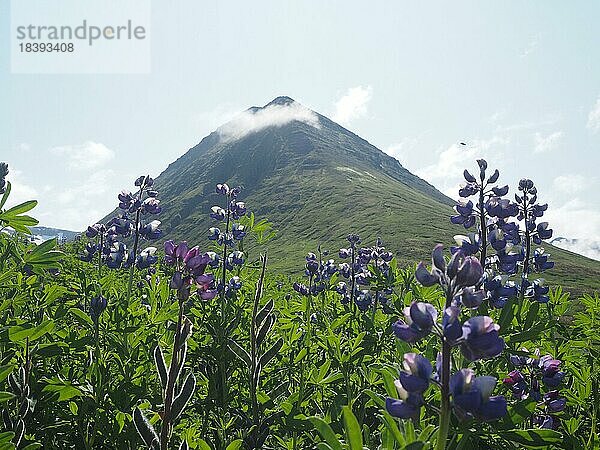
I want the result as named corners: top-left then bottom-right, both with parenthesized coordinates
top-left (30, 226), bottom-right (78, 242)
top-left (127, 97), bottom-right (600, 295)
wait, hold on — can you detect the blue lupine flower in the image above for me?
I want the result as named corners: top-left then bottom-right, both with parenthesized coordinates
top-left (451, 201), bottom-right (477, 228)
top-left (141, 197), bottom-right (161, 215)
top-left (216, 183), bottom-right (230, 195)
top-left (139, 220), bottom-right (162, 240)
top-left (451, 234), bottom-right (480, 256)
top-left (533, 222), bottom-right (553, 244)
top-left (136, 247), bottom-right (158, 269)
top-left (231, 223), bottom-right (246, 240)
top-left (210, 206), bottom-right (226, 221)
top-left (442, 306), bottom-right (462, 340)
top-left (392, 302), bottom-right (438, 343)
top-left (461, 316), bottom-right (504, 361)
top-left (450, 369), bottom-right (507, 421)
top-left (386, 353), bottom-right (432, 419)
top-left (457, 286), bottom-right (486, 308)
top-left (208, 227), bottom-right (221, 241)
top-left (0, 163), bottom-right (8, 195)
top-left (484, 275), bottom-right (517, 308)
top-left (89, 295), bottom-right (108, 323)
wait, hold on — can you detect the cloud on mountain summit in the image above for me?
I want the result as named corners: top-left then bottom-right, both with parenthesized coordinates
top-left (217, 102), bottom-right (320, 142)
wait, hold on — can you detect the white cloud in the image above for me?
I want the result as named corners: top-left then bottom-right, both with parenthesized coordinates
top-left (553, 174), bottom-right (593, 195)
top-left (4, 167), bottom-right (38, 208)
top-left (415, 137), bottom-right (508, 198)
top-left (545, 197), bottom-right (600, 243)
top-left (51, 141), bottom-right (115, 170)
top-left (551, 238), bottom-right (600, 261)
top-left (193, 103), bottom-right (243, 135)
top-left (520, 34), bottom-right (540, 58)
top-left (332, 85), bottom-right (373, 125)
top-left (217, 102), bottom-right (320, 142)
top-left (384, 138), bottom-right (418, 165)
top-left (587, 96), bottom-right (600, 134)
top-left (533, 131), bottom-right (563, 153)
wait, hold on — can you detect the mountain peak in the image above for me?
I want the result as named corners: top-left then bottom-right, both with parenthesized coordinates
top-left (265, 96), bottom-right (296, 107)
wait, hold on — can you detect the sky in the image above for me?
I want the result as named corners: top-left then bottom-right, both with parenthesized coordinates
top-left (1, 1), bottom-right (599, 258)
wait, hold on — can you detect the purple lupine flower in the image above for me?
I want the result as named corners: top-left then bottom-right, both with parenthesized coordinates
top-left (386, 353), bottom-right (432, 419)
top-left (450, 369), bottom-right (507, 421)
top-left (0, 163), bottom-right (8, 195)
top-left (216, 183), bottom-right (230, 195)
top-left (392, 302), bottom-right (438, 343)
top-left (139, 220), bottom-right (162, 240)
top-left (460, 316), bottom-right (504, 361)
top-left (89, 295), bottom-right (108, 323)
top-left (136, 247), bottom-right (158, 269)
top-left (210, 206), bottom-right (226, 221)
top-left (231, 223), bottom-right (246, 240)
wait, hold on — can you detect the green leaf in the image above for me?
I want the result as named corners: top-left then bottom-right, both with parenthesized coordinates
top-left (0, 365), bottom-right (13, 383)
top-left (0, 182), bottom-right (11, 209)
top-left (225, 440), bottom-right (243, 450)
top-left (42, 380), bottom-right (83, 401)
top-left (133, 407), bottom-right (159, 449)
top-left (0, 392), bottom-right (16, 402)
top-left (2, 200), bottom-right (37, 216)
top-left (227, 339), bottom-right (251, 368)
top-left (342, 405), bottom-right (363, 450)
top-left (308, 417), bottom-right (343, 450)
top-left (258, 338), bottom-right (283, 368)
top-left (0, 432), bottom-right (14, 444)
top-left (502, 429), bottom-right (562, 447)
top-left (69, 308), bottom-right (94, 327)
top-left (9, 320), bottom-right (55, 342)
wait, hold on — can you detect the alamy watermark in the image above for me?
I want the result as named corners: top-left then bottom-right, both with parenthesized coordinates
top-left (10, 0), bottom-right (151, 74)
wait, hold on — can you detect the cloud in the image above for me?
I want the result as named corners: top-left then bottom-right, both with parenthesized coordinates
top-left (553, 174), bottom-right (593, 195)
top-left (587, 96), bottom-right (600, 134)
top-left (51, 141), bottom-right (115, 170)
top-left (217, 102), bottom-right (320, 142)
top-left (551, 238), bottom-right (600, 261)
top-left (415, 137), bottom-right (508, 198)
top-left (384, 138), bottom-right (418, 165)
top-left (545, 197), bottom-right (600, 243)
top-left (533, 131), bottom-right (563, 154)
top-left (332, 85), bottom-right (373, 125)
top-left (4, 167), bottom-right (38, 208)
top-left (520, 34), bottom-right (540, 58)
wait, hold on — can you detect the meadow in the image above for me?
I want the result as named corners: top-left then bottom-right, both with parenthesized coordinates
top-left (0, 159), bottom-right (598, 450)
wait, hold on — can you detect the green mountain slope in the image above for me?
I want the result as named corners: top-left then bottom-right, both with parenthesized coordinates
top-left (128, 97), bottom-right (600, 295)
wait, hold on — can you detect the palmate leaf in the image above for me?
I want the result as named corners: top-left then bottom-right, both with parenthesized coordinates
top-left (258, 338), bottom-right (283, 369)
top-left (502, 429), bottom-right (562, 448)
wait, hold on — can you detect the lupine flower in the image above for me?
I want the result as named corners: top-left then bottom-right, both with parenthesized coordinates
top-left (415, 245), bottom-right (483, 292)
top-left (392, 302), bottom-right (438, 343)
top-left (450, 369), bottom-right (507, 421)
top-left (484, 275), bottom-right (518, 308)
top-left (504, 350), bottom-right (566, 429)
top-left (136, 247), bottom-right (158, 269)
top-left (386, 353), bottom-right (432, 419)
top-left (461, 316), bottom-right (504, 361)
top-left (89, 295), bottom-right (108, 323)
top-left (139, 220), bottom-right (162, 240)
top-left (210, 206), bottom-right (226, 221)
top-left (0, 162), bottom-right (8, 195)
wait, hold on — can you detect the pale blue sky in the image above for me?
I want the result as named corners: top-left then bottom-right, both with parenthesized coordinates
top-left (1, 1), bottom-right (599, 256)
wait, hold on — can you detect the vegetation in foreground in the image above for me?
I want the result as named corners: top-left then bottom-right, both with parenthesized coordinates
top-left (0, 159), bottom-right (598, 449)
